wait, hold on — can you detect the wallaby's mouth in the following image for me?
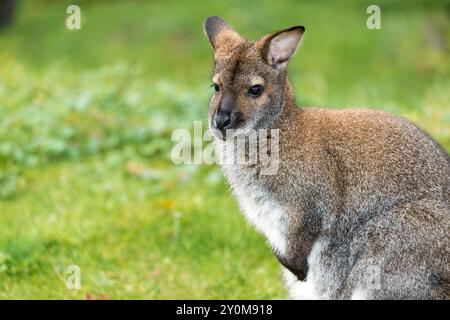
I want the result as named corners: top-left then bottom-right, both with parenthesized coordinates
top-left (209, 119), bottom-right (257, 142)
top-left (209, 124), bottom-right (233, 141)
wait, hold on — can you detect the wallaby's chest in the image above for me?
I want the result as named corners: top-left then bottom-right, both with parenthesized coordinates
top-left (221, 162), bottom-right (288, 256)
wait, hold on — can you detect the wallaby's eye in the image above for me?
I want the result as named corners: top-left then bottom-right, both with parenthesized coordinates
top-left (211, 83), bottom-right (220, 93)
top-left (248, 85), bottom-right (263, 98)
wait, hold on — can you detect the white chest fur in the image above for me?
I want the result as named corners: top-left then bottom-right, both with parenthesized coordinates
top-left (216, 140), bottom-right (287, 256)
top-left (232, 180), bottom-right (287, 256)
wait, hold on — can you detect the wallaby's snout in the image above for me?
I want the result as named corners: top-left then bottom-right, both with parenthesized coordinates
top-left (204, 16), bottom-right (304, 139)
top-left (213, 94), bottom-right (236, 137)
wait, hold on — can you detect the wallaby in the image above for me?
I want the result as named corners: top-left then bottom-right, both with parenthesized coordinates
top-left (203, 16), bottom-right (450, 300)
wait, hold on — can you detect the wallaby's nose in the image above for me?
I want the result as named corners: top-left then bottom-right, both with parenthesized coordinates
top-left (214, 110), bottom-right (233, 131)
top-left (214, 95), bottom-right (235, 133)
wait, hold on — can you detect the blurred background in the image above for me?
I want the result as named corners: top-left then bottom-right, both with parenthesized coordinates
top-left (0, 0), bottom-right (448, 299)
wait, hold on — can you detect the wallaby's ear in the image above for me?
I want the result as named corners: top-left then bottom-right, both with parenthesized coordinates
top-left (204, 16), bottom-right (243, 52)
top-left (261, 26), bottom-right (305, 67)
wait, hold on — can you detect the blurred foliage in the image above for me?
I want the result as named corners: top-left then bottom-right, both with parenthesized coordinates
top-left (0, 59), bottom-right (206, 198)
top-left (0, 0), bottom-right (448, 298)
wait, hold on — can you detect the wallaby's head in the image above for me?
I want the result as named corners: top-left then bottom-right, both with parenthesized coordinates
top-left (204, 16), bottom-right (304, 139)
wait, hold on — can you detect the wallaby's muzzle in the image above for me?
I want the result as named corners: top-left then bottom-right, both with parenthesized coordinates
top-left (213, 94), bottom-right (237, 137)
top-left (214, 111), bottom-right (232, 131)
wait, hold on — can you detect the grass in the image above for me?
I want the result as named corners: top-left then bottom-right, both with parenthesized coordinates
top-left (0, 0), bottom-right (448, 299)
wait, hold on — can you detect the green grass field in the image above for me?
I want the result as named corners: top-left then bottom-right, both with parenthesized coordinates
top-left (0, 0), bottom-right (448, 299)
